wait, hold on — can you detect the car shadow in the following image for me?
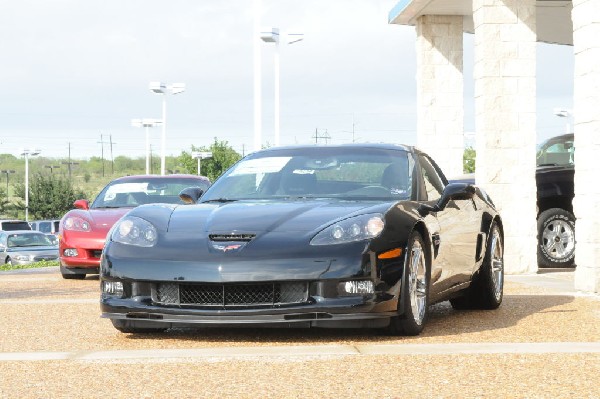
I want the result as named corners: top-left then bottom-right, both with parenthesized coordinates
top-left (121, 294), bottom-right (574, 343)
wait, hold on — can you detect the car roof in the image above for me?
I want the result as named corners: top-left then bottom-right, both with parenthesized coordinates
top-left (252, 143), bottom-right (414, 154)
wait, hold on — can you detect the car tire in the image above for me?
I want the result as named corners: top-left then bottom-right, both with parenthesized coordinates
top-left (537, 208), bottom-right (576, 268)
top-left (111, 319), bottom-right (168, 334)
top-left (5, 257), bottom-right (12, 266)
top-left (388, 230), bottom-right (430, 336)
top-left (450, 222), bottom-right (504, 310)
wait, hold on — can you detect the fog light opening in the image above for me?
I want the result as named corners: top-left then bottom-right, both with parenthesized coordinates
top-left (340, 280), bottom-right (374, 295)
top-left (102, 281), bottom-right (124, 297)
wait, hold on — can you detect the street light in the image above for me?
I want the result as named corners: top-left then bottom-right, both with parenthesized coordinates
top-left (191, 151), bottom-right (212, 176)
top-left (21, 149), bottom-right (40, 222)
top-left (149, 82), bottom-right (186, 175)
top-left (131, 118), bottom-right (163, 174)
top-left (553, 108), bottom-right (573, 134)
top-left (0, 170), bottom-right (15, 200)
top-left (261, 27), bottom-right (304, 147)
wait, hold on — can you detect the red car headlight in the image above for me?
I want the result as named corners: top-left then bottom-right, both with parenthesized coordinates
top-left (63, 216), bottom-right (92, 232)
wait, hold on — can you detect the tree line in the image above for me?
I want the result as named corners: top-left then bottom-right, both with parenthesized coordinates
top-left (0, 139), bottom-right (242, 220)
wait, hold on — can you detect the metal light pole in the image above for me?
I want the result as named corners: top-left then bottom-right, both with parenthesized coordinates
top-left (253, 0), bottom-right (262, 151)
top-left (132, 118), bottom-right (163, 174)
top-left (191, 151), bottom-right (212, 176)
top-left (554, 108), bottom-right (573, 134)
top-left (21, 149), bottom-right (40, 222)
top-left (0, 170), bottom-right (15, 200)
top-left (149, 82), bottom-right (185, 175)
top-left (261, 28), bottom-right (304, 147)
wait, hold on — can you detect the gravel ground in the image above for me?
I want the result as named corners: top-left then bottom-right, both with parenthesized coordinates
top-left (0, 269), bottom-right (598, 398)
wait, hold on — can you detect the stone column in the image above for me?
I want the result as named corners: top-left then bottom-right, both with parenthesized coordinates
top-left (473, 0), bottom-right (538, 274)
top-left (416, 15), bottom-right (464, 179)
top-left (572, 0), bottom-right (600, 293)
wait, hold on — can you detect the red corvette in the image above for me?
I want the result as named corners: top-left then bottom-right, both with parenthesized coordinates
top-left (59, 174), bottom-right (210, 279)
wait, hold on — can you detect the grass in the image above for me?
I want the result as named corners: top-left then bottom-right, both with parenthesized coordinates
top-left (0, 260), bottom-right (59, 271)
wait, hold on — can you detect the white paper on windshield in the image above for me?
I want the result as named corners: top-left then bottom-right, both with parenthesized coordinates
top-left (104, 183), bottom-right (148, 201)
top-left (229, 157), bottom-right (292, 176)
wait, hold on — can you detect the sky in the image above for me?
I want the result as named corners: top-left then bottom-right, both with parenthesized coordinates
top-left (0, 0), bottom-right (574, 161)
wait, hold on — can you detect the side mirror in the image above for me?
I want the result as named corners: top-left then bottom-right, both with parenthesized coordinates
top-left (73, 199), bottom-right (89, 210)
top-left (419, 183), bottom-right (476, 216)
top-left (179, 187), bottom-right (205, 205)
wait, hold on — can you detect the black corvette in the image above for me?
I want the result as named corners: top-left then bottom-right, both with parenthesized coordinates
top-left (100, 144), bottom-right (504, 335)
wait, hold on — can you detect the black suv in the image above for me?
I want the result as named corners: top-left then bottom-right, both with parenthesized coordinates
top-left (453, 134), bottom-right (575, 268)
top-left (536, 133), bottom-right (575, 268)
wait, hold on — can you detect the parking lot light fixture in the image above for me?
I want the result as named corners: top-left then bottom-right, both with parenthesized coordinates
top-left (553, 108), bottom-right (573, 134)
top-left (261, 28), bottom-right (304, 146)
top-left (191, 151), bottom-right (212, 176)
top-left (149, 82), bottom-right (186, 175)
top-left (21, 149), bottom-right (41, 222)
top-left (132, 118), bottom-right (163, 174)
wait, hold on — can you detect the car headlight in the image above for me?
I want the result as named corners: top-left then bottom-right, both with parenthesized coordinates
top-left (63, 216), bottom-right (91, 232)
top-left (112, 216), bottom-right (158, 247)
top-left (14, 254), bottom-right (32, 261)
top-left (310, 214), bottom-right (384, 245)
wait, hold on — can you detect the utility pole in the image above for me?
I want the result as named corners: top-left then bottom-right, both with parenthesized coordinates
top-left (62, 143), bottom-right (79, 180)
top-left (109, 135), bottom-right (115, 175)
top-left (98, 133), bottom-right (109, 177)
top-left (312, 128), bottom-right (331, 145)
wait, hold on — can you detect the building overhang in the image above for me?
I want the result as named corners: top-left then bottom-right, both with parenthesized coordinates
top-left (389, 0), bottom-right (573, 46)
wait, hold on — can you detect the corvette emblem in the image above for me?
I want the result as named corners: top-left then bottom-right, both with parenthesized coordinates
top-left (211, 243), bottom-right (244, 252)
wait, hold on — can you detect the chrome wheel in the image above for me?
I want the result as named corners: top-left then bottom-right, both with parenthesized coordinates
top-left (542, 219), bottom-right (575, 262)
top-left (408, 239), bottom-right (427, 325)
top-left (490, 228), bottom-right (504, 302)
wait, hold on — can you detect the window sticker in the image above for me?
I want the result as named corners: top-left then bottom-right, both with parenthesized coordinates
top-left (229, 157), bottom-right (292, 176)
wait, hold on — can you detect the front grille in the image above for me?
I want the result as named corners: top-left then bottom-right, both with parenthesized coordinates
top-left (154, 282), bottom-right (308, 308)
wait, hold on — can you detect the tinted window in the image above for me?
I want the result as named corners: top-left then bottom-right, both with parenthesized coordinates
top-left (38, 222), bottom-right (52, 233)
top-left (0, 221), bottom-right (32, 231)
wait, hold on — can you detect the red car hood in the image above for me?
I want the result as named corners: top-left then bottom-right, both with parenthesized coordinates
top-left (65, 207), bottom-right (132, 238)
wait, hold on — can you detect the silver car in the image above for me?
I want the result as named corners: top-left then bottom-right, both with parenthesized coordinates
top-left (0, 230), bottom-right (59, 266)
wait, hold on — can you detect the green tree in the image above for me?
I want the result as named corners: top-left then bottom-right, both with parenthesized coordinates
top-left (0, 186), bottom-right (9, 217)
top-left (463, 147), bottom-right (476, 173)
top-left (178, 139), bottom-right (242, 181)
top-left (13, 173), bottom-right (87, 219)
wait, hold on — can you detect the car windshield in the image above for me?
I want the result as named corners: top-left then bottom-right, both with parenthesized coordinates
top-left (201, 147), bottom-right (414, 201)
top-left (536, 135), bottom-right (575, 166)
top-left (91, 177), bottom-right (210, 209)
top-left (7, 232), bottom-right (55, 248)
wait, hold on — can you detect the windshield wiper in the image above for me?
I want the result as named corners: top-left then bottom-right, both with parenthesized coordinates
top-left (201, 198), bottom-right (238, 203)
top-left (94, 205), bottom-right (128, 209)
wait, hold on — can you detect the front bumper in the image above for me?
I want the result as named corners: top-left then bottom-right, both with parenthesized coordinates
top-left (101, 288), bottom-right (400, 329)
